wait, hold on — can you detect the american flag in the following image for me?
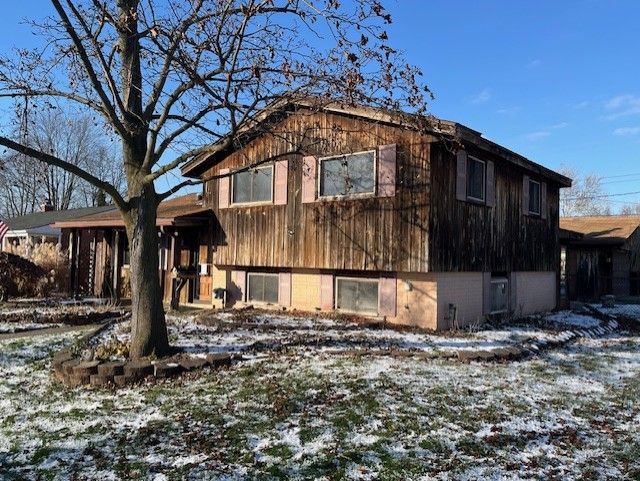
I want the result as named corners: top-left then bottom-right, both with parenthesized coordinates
top-left (0, 219), bottom-right (9, 244)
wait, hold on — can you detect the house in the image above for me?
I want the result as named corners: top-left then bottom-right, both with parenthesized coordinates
top-left (560, 215), bottom-right (640, 303)
top-left (180, 101), bottom-right (571, 329)
top-left (0, 203), bottom-right (115, 253)
top-left (53, 194), bottom-right (213, 302)
top-left (57, 101), bottom-right (571, 329)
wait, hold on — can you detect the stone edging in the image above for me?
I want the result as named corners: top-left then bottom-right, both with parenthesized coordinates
top-left (318, 316), bottom-right (620, 363)
top-left (51, 315), bottom-right (232, 388)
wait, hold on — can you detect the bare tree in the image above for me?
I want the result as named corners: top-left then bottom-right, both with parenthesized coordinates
top-left (0, 0), bottom-right (429, 358)
top-left (620, 203), bottom-right (640, 215)
top-left (559, 166), bottom-right (611, 217)
top-left (0, 106), bottom-right (125, 216)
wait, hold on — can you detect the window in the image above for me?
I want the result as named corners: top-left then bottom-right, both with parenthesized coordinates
top-left (529, 179), bottom-right (541, 215)
top-left (319, 151), bottom-right (376, 198)
top-left (232, 165), bottom-right (273, 204)
top-left (490, 277), bottom-right (509, 314)
top-left (466, 156), bottom-right (486, 201)
top-left (247, 273), bottom-right (279, 304)
top-left (336, 277), bottom-right (379, 314)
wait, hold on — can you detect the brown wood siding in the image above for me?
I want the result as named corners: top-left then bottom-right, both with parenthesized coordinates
top-left (204, 111), bottom-right (433, 272)
top-left (428, 142), bottom-right (560, 272)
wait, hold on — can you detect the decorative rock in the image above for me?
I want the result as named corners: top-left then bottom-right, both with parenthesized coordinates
top-left (209, 353), bottom-right (232, 366)
top-left (154, 362), bottom-right (183, 379)
top-left (97, 362), bottom-right (125, 377)
top-left (89, 374), bottom-right (113, 387)
top-left (72, 361), bottom-right (101, 377)
top-left (178, 356), bottom-right (209, 371)
top-left (124, 360), bottom-right (154, 380)
top-left (81, 348), bottom-right (95, 362)
top-left (62, 359), bottom-right (81, 375)
top-left (69, 373), bottom-right (91, 387)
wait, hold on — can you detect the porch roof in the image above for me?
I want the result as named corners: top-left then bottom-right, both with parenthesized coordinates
top-left (52, 194), bottom-right (211, 229)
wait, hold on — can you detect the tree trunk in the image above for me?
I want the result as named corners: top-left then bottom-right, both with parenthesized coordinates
top-left (126, 184), bottom-right (170, 359)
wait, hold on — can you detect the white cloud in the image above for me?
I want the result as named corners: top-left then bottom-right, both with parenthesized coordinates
top-left (526, 59), bottom-right (542, 69)
top-left (523, 131), bottom-right (551, 141)
top-left (604, 94), bottom-right (640, 120)
top-left (573, 100), bottom-right (590, 109)
top-left (470, 88), bottom-right (491, 104)
top-left (496, 106), bottom-right (519, 115)
top-left (550, 122), bottom-right (569, 129)
top-left (613, 126), bottom-right (640, 137)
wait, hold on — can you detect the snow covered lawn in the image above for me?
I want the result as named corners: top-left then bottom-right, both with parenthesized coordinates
top-left (91, 309), bottom-right (604, 362)
top-left (1, 310), bottom-right (639, 480)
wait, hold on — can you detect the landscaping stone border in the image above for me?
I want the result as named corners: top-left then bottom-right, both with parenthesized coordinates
top-left (51, 314), bottom-right (233, 388)
top-left (319, 315), bottom-right (620, 363)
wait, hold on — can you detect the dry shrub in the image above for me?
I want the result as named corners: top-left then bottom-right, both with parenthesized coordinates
top-left (0, 252), bottom-right (51, 300)
top-left (6, 241), bottom-right (69, 293)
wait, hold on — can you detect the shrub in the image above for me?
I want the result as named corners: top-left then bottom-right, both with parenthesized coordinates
top-left (5, 241), bottom-right (69, 293)
top-left (0, 252), bottom-right (52, 301)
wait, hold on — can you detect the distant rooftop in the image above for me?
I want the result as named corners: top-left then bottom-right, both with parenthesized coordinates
top-left (53, 194), bottom-right (209, 229)
top-left (560, 215), bottom-right (640, 244)
top-left (5, 205), bottom-right (116, 231)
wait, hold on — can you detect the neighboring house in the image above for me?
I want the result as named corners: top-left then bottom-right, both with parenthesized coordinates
top-left (0, 204), bottom-right (115, 253)
top-left (53, 194), bottom-right (213, 302)
top-left (181, 101), bottom-right (570, 329)
top-left (56, 101), bottom-right (571, 329)
top-left (560, 215), bottom-right (640, 303)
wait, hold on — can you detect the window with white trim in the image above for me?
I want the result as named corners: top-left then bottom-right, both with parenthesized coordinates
top-left (319, 150), bottom-right (376, 198)
top-left (490, 277), bottom-right (509, 314)
top-left (335, 277), bottom-right (379, 314)
top-left (231, 165), bottom-right (273, 204)
top-left (466, 156), bottom-right (486, 202)
top-left (247, 272), bottom-right (279, 304)
top-left (529, 179), bottom-right (541, 215)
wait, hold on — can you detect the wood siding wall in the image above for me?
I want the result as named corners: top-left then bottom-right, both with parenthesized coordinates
top-left (429, 143), bottom-right (560, 272)
top-left (203, 110), bottom-right (561, 274)
top-left (203, 111), bottom-right (433, 272)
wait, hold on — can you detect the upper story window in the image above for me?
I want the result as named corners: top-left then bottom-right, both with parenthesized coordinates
top-left (528, 179), bottom-right (541, 215)
top-left (231, 165), bottom-right (273, 204)
top-left (466, 156), bottom-right (486, 202)
top-left (319, 150), bottom-right (376, 198)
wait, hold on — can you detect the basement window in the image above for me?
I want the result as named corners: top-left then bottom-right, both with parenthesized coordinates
top-left (319, 150), bottom-right (376, 198)
top-left (529, 179), bottom-right (541, 215)
top-left (490, 277), bottom-right (509, 314)
top-left (336, 277), bottom-right (379, 315)
top-left (466, 156), bottom-right (486, 202)
top-left (232, 165), bottom-right (273, 204)
top-left (247, 272), bottom-right (279, 304)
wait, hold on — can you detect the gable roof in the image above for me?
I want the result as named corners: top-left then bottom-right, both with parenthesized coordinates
top-left (181, 98), bottom-right (572, 188)
top-left (560, 215), bottom-right (640, 245)
top-left (4, 205), bottom-right (116, 231)
top-left (53, 193), bottom-right (210, 229)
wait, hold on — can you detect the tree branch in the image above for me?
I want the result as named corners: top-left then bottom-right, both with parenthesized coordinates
top-left (50, 0), bottom-right (127, 136)
top-left (0, 135), bottom-right (127, 211)
top-left (157, 178), bottom-right (201, 201)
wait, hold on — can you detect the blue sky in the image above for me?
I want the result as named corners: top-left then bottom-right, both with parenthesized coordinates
top-left (1, 1), bottom-right (639, 208)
